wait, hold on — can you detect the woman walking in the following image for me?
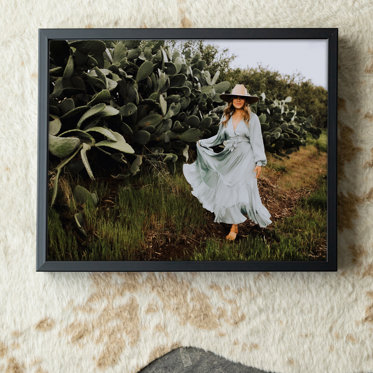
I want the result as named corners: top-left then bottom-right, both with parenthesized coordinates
top-left (182, 84), bottom-right (272, 241)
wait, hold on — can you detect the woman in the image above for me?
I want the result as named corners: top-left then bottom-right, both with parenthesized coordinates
top-left (182, 84), bottom-right (272, 241)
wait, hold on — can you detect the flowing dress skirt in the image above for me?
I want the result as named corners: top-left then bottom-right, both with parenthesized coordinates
top-left (183, 140), bottom-right (272, 227)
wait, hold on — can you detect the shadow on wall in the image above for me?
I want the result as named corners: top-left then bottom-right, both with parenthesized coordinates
top-left (139, 346), bottom-right (275, 373)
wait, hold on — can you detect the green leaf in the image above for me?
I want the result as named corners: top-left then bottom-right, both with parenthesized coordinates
top-left (165, 62), bottom-right (176, 75)
top-left (172, 120), bottom-right (184, 133)
top-left (163, 153), bottom-right (178, 162)
top-left (74, 211), bottom-right (84, 227)
top-left (49, 116), bottom-right (61, 135)
top-left (173, 57), bottom-right (183, 74)
top-left (100, 105), bottom-right (119, 118)
top-left (74, 212), bottom-right (87, 237)
top-left (182, 145), bottom-right (189, 162)
top-left (109, 72), bottom-right (121, 82)
top-left (157, 70), bottom-right (168, 92)
top-left (49, 66), bottom-right (63, 76)
top-left (51, 77), bottom-right (84, 98)
top-left (93, 67), bottom-right (106, 85)
top-left (201, 85), bottom-right (214, 95)
top-left (111, 173), bottom-right (131, 180)
top-left (69, 40), bottom-right (106, 61)
top-left (204, 71), bottom-right (212, 85)
top-left (144, 46), bottom-right (153, 60)
top-left (113, 41), bottom-right (127, 64)
top-left (63, 55), bottom-right (74, 79)
top-left (59, 98), bottom-right (75, 114)
top-left (50, 144), bottom-right (83, 207)
top-left (106, 77), bottom-right (118, 91)
top-left (200, 117), bottom-right (212, 129)
top-left (259, 113), bottom-right (267, 124)
top-left (136, 113), bottom-right (163, 129)
top-left (50, 77), bottom-right (64, 97)
top-left (180, 96), bottom-right (191, 110)
top-left (125, 83), bottom-right (139, 105)
top-left (85, 126), bottom-right (117, 141)
top-left (136, 60), bottom-right (153, 82)
top-left (214, 81), bottom-right (231, 93)
top-left (49, 135), bottom-right (81, 158)
top-left (211, 70), bottom-right (220, 85)
top-left (58, 129), bottom-right (95, 144)
top-left (127, 48), bottom-right (140, 60)
top-left (130, 155), bottom-right (143, 175)
top-left (120, 122), bottom-right (134, 136)
top-left (92, 193), bottom-right (98, 206)
top-left (178, 128), bottom-right (202, 143)
top-left (73, 185), bottom-right (97, 206)
top-left (186, 115), bottom-right (200, 127)
top-left (83, 72), bottom-right (106, 90)
top-left (59, 105), bottom-right (89, 120)
top-left (96, 131), bottom-right (135, 154)
top-left (134, 130), bottom-right (151, 145)
top-left (158, 130), bottom-right (176, 143)
top-left (80, 143), bottom-right (95, 180)
top-left (164, 102), bottom-right (181, 120)
top-left (120, 102), bottom-right (137, 117)
top-left (76, 103), bottom-right (106, 128)
top-left (170, 74), bottom-right (186, 87)
top-left (87, 89), bottom-right (111, 106)
top-left (160, 46), bottom-right (168, 64)
top-left (159, 94), bottom-right (167, 116)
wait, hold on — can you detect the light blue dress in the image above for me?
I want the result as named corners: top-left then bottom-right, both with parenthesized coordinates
top-left (182, 112), bottom-right (272, 227)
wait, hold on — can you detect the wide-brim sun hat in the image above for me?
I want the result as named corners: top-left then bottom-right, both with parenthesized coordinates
top-left (220, 84), bottom-right (259, 104)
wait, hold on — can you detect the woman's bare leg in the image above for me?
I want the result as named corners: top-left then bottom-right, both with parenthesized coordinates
top-left (226, 224), bottom-right (238, 240)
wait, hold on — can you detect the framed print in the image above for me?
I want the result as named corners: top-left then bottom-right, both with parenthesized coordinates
top-left (37, 28), bottom-right (337, 271)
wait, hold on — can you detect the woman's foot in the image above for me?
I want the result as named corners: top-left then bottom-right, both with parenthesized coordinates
top-left (226, 224), bottom-right (238, 241)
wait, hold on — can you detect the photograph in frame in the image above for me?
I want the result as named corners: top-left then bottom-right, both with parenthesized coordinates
top-left (37, 28), bottom-right (337, 271)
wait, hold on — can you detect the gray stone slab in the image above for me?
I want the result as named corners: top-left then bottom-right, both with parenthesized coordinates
top-left (139, 347), bottom-right (275, 373)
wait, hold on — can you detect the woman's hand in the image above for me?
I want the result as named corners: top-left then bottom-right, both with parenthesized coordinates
top-left (254, 165), bottom-right (262, 178)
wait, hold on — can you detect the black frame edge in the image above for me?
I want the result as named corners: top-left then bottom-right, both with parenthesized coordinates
top-left (36, 28), bottom-right (338, 272)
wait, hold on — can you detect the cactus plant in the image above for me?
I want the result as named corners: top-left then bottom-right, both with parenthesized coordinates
top-left (48, 37), bottom-right (321, 211)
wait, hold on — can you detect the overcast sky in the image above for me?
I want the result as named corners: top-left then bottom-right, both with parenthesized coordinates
top-left (176, 39), bottom-right (328, 89)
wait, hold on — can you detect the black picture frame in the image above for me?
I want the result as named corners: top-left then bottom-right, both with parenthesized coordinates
top-left (37, 27), bottom-right (338, 272)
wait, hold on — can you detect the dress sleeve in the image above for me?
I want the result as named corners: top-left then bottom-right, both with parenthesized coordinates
top-left (198, 116), bottom-right (226, 148)
top-left (250, 114), bottom-right (267, 167)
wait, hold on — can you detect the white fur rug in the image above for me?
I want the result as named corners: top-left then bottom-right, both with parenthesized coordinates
top-left (1, 1), bottom-right (373, 372)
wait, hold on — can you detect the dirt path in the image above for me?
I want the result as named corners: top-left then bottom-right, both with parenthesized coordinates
top-left (137, 144), bottom-right (327, 261)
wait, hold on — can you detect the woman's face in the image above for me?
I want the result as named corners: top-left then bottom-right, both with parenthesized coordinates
top-left (232, 96), bottom-right (246, 110)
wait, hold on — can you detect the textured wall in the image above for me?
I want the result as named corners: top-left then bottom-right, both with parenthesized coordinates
top-left (1, 1), bottom-right (373, 372)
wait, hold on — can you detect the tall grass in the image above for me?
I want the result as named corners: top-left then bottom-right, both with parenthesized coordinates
top-left (48, 167), bottom-right (209, 260)
top-left (48, 163), bottom-right (327, 261)
top-left (192, 174), bottom-right (327, 261)
top-left (306, 128), bottom-right (327, 152)
top-left (47, 206), bottom-right (80, 260)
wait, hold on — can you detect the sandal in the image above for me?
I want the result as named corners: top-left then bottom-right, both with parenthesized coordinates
top-left (225, 225), bottom-right (238, 241)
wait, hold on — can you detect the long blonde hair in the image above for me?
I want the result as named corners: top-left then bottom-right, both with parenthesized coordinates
top-left (221, 100), bottom-right (252, 128)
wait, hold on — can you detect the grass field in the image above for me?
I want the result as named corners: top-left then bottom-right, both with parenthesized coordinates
top-left (47, 130), bottom-right (327, 262)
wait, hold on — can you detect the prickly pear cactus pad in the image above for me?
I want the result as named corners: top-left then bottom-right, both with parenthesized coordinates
top-left (1, 1), bottom-right (373, 373)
